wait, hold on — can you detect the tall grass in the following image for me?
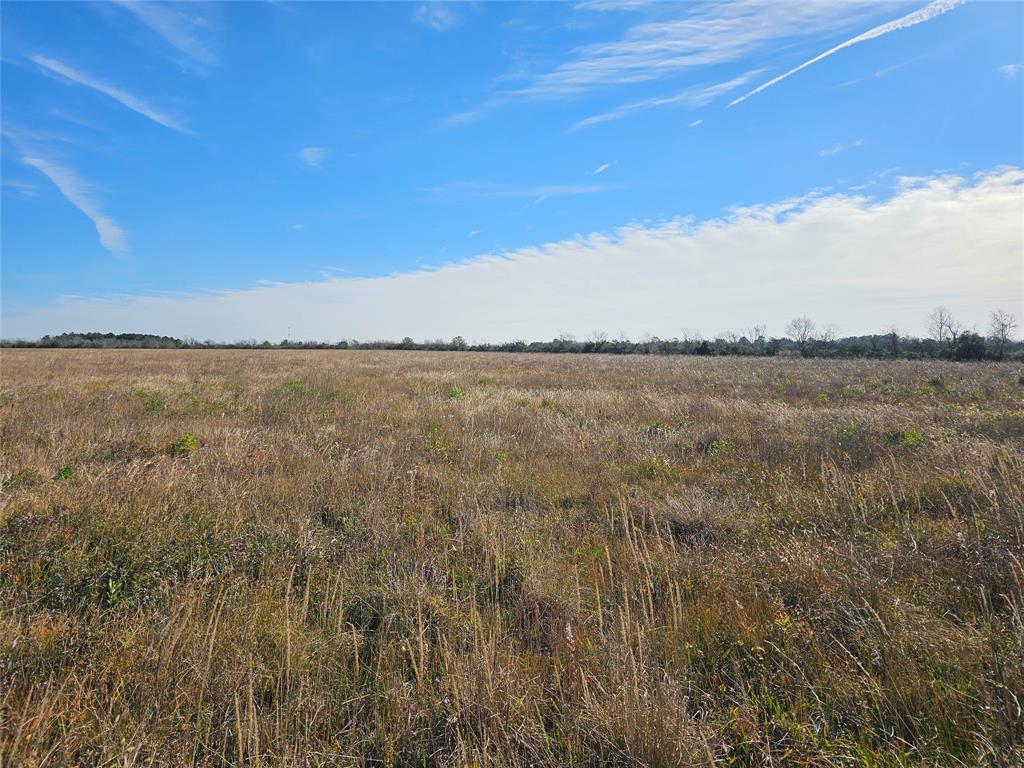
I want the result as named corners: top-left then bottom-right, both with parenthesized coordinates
top-left (1, 350), bottom-right (1021, 766)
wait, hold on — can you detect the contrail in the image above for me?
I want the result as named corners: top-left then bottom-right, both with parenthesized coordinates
top-left (729, 0), bottom-right (965, 107)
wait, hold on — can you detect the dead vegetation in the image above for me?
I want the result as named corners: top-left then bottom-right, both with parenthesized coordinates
top-left (1, 349), bottom-right (1022, 766)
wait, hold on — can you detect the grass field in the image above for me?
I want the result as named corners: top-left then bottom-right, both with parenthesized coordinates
top-left (1, 350), bottom-right (1022, 766)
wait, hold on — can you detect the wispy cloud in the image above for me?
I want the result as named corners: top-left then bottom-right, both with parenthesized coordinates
top-left (290, 223), bottom-right (306, 231)
top-left (421, 180), bottom-right (618, 201)
top-left (20, 155), bottom-right (127, 253)
top-left (446, 3), bottom-right (885, 126)
top-left (467, 229), bottom-right (481, 238)
top-left (730, 0), bottom-right (964, 107)
top-left (413, 2), bottom-right (460, 31)
top-left (1000, 63), bottom-right (1022, 76)
top-left (440, 103), bottom-right (497, 128)
top-left (113, 0), bottom-right (217, 66)
top-left (29, 55), bottom-right (190, 134)
top-left (298, 147), bottom-right (329, 168)
top-left (689, 119), bottom-right (703, 127)
top-left (569, 71), bottom-right (758, 131)
top-left (511, 3), bottom-right (884, 100)
top-left (819, 138), bottom-right (866, 157)
top-left (2, 179), bottom-right (39, 197)
top-left (574, 0), bottom-right (654, 11)
top-left (7, 167), bottom-right (1020, 341)
top-left (592, 162), bottom-right (612, 175)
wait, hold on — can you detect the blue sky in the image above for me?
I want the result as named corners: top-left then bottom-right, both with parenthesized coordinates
top-left (1, 0), bottom-right (1021, 341)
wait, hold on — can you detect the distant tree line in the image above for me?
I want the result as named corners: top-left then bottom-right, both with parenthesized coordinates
top-left (3, 307), bottom-right (1020, 361)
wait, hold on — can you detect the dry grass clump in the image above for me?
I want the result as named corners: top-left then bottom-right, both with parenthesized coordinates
top-left (1, 350), bottom-right (1022, 766)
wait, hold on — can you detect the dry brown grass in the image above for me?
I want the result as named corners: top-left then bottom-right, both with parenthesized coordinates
top-left (1, 349), bottom-right (1022, 767)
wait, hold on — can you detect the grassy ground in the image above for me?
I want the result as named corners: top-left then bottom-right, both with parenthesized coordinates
top-left (1, 350), bottom-right (1022, 767)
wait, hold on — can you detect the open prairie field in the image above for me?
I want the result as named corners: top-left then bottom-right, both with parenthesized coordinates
top-left (1, 350), bottom-right (1022, 767)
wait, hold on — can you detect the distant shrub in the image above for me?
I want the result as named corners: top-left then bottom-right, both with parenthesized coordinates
top-left (700, 437), bottom-right (735, 456)
top-left (840, 384), bottom-right (864, 400)
top-left (444, 386), bottom-right (468, 400)
top-left (168, 433), bottom-right (199, 455)
top-left (425, 423), bottom-right (451, 460)
top-left (629, 456), bottom-right (674, 482)
top-left (889, 427), bottom-right (927, 448)
top-left (55, 465), bottom-right (74, 481)
top-left (276, 379), bottom-right (305, 400)
top-left (134, 388), bottom-right (166, 412)
top-left (829, 421), bottom-right (879, 464)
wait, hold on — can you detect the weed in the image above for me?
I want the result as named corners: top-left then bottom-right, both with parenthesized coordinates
top-left (168, 433), bottom-right (199, 455)
top-left (276, 379), bottom-right (305, 399)
top-left (841, 384), bottom-right (864, 400)
top-left (134, 388), bottom-right (166, 412)
top-left (701, 437), bottom-right (735, 456)
top-left (443, 385), bottom-right (468, 400)
top-left (889, 427), bottom-right (927, 448)
top-left (629, 456), bottom-right (674, 481)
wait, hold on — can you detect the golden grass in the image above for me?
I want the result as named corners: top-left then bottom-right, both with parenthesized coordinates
top-left (1, 349), bottom-right (1022, 766)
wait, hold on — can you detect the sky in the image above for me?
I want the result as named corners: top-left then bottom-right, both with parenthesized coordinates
top-left (1, 0), bottom-right (1022, 342)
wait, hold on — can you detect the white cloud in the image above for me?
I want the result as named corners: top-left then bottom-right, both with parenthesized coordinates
top-left (575, 1), bottom-right (654, 11)
top-left (113, 0), bottom-right (217, 66)
top-left (29, 55), bottom-right (190, 134)
top-left (2, 179), bottom-right (39, 197)
top-left (1000, 63), bottom-right (1022, 76)
top-left (21, 155), bottom-right (127, 253)
top-left (512, 2), bottom-right (887, 99)
top-left (570, 71), bottom-right (758, 131)
top-left (592, 162), bottom-right (612, 175)
top-left (421, 180), bottom-right (617, 201)
top-left (444, 2), bottom-right (888, 126)
top-left (6, 167), bottom-right (1022, 341)
top-left (689, 119), bottom-right (703, 127)
top-left (413, 2), bottom-right (460, 31)
top-left (440, 101), bottom-right (500, 128)
top-left (468, 230), bottom-right (481, 238)
top-left (290, 223), bottom-right (306, 231)
top-left (819, 138), bottom-right (866, 157)
top-left (298, 147), bottom-right (329, 168)
top-left (730, 0), bottom-right (964, 106)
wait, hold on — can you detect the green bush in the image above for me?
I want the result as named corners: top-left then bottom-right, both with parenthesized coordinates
top-left (168, 433), bottom-right (199, 455)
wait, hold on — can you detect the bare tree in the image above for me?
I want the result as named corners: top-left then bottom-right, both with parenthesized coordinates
top-left (588, 329), bottom-right (608, 344)
top-left (928, 306), bottom-right (952, 343)
top-left (785, 316), bottom-right (816, 351)
top-left (929, 306), bottom-right (963, 356)
top-left (928, 306), bottom-right (963, 343)
top-left (988, 309), bottom-right (1017, 360)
